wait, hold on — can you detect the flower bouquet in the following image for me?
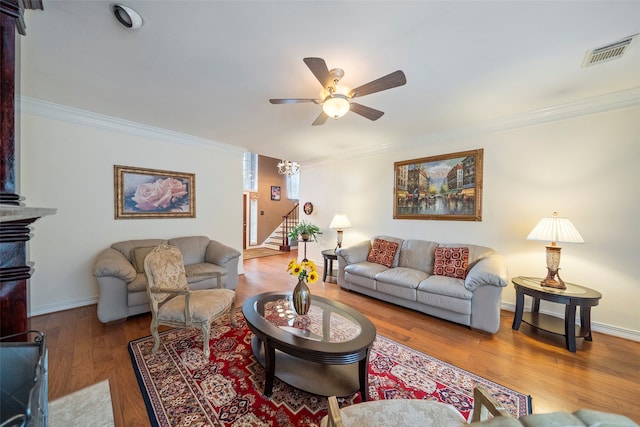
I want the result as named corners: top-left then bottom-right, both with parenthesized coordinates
top-left (287, 259), bottom-right (318, 315)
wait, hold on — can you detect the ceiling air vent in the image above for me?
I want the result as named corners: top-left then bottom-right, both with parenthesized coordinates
top-left (582, 35), bottom-right (635, 67)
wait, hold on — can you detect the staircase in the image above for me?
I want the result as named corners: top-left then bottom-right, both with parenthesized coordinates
top-left (262, 203), bottom-right (299, 251)
top-left (263, 221), bottom-right (297, 251)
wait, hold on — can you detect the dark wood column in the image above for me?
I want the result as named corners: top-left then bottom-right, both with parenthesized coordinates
top-left (1, 0), bottom-right (49, 338)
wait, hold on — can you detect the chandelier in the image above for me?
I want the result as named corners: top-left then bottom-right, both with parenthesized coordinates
top-left (277, 160), bottom-right (300, 176)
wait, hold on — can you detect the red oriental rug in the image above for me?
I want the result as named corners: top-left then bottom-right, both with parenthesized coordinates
top-left (129, 309), bottom-right (531, 426)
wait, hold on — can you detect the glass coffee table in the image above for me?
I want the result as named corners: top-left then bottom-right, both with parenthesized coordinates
top-left (242, 292), bottom-right (376, 400)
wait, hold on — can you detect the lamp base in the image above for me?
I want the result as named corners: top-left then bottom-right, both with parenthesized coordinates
top-left (540, 267), bottom-right (566, 290)
top-left (335, 230), bottom-right (344, 251)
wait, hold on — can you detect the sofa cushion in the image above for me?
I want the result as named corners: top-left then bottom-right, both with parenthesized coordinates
top-left (168, 236), bottom-right (209, 265)
top-left (398, 239), bottom-right (439, 272)
top-left (418, 275), bottom-right (473, 300)
top-left (112, 239), bottom-right (167, 263)
top-left (438, 243), bottom-right (495, 269)
top-left (375, 267), bottom-right (429, 289)
top-left (345, 262), bottom-right (388, 279)
top-left (132, 246), bottom-right (156, 273)
top-left (416, 290), bottom-right (472, 316)
top-left (185, 263), bottom-right (227, 284)
top-left (127, 273), bottom-right (149, 292)
top-left (345, 262), bottom-right (388, 291)
top-left (367, 238), bottom-right (400, 268)
top-left (373, 235), bottom-right (404, 267)
top-left (434, 247), bottom-right (469, 279)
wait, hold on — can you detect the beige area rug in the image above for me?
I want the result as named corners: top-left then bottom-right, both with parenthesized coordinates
top-left (243, 247), bottom-right (289, 260)
top-left (48, 379), bottom-right (114, 427)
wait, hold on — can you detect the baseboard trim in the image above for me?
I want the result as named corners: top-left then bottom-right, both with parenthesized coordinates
top-left (29, 296), bottom-right (98, 318)
top-left (500, 302), bottom-right (640, 342)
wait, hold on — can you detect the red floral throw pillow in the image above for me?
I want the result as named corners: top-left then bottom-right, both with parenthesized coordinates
top-left (433, 247), bottom-right (469, 279)
top-left (367, 238), bottom-right (399, 268)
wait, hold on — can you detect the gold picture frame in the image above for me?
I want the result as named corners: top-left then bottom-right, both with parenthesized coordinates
top-left (393, 149), bottom-right (483, 221)
top-left (114, 165), bottom-right (195, 219)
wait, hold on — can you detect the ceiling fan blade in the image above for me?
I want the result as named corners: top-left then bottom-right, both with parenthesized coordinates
top-left (350, 103), bottom-right (385, 121)
top-left (312, 111), bottom-right (329, 126)
top-left (303, 57), bottom-right (335, 92)
top-left (349, 70), bottom-right (407, 98)
top-left (269, 98), bottom-right (320, 104)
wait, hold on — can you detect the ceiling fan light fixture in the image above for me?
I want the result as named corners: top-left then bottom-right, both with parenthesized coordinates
top-left (322, 94), bottom-right (350, 119)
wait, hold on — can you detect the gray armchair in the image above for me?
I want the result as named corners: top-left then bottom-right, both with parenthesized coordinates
top-left (92, 236), bottom-right (240, 323)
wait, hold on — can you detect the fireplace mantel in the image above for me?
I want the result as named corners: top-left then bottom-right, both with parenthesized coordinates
top-left (1, 1), bottom-right (49, 338)
top-left (0, 205), bottom-right (57, 223)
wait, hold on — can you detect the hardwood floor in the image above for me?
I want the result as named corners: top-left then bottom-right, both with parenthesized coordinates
top-left (31, 251), bottom-right (640, 425)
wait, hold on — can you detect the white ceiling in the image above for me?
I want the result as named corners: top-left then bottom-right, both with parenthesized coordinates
top-left (19, 1), bottom-right (640, 164)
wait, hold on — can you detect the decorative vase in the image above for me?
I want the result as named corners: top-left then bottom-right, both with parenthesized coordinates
top-left (301, 233), bottom-right (310, 242)
top-left (292, 279), bottom-right (311, 315)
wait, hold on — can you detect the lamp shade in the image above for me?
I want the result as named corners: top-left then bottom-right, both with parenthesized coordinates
top-left (329, 213), bottom-right (352, 230)
top-left (526, 212), bottom-right (584, 244)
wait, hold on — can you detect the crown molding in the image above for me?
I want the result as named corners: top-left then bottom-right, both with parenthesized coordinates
top-left (18, 96), bottom-right (245, 155)
top-left (306, 86), bottom-right (640, 167)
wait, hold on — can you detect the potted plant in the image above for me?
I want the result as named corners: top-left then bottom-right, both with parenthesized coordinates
top-left (288, 220), bottom-right (322, 242)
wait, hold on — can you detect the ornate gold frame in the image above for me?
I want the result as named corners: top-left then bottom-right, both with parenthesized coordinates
top-left (114, 165), bottom-right (195, 219)
top-left (393, 149), bottom-right (483, 221)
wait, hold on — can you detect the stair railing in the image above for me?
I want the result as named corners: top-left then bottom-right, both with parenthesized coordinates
top-left (280, 203), bottom-right (299, 251)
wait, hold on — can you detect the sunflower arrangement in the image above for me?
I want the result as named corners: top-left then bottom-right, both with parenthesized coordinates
top-left (287, 258), bottom-right (319, 284)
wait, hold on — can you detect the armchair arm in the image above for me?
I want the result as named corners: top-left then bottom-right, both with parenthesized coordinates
top-left (151, 287), bottom-right (192, 324)
top-left (149, 287), bottom-right (190, 295)
top-left (205, 240), bottom-right (241, 267)
top-left (465, 254), bottom-right (508, 291)
top-left (92, 247), bottom-right (136, 283)
top-left (336, 240), bottom-right (371, 265)
top-left (471, 387), bottom-right (512, 422)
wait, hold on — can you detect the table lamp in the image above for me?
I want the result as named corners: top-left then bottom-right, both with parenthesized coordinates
top-left (329, 213), bottom-right (352, 250)
top-left (526, 211), bottom-right (584, 289)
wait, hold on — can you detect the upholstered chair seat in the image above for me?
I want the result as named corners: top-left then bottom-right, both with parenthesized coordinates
top-left (144, 244), bottom-right (236, 358)
top-left (321, 398), bottom-right (466, 427)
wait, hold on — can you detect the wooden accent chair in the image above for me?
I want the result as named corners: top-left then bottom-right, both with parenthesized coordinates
top-left (322, 387), bottom-right (507, 427)
top-left (322, 387), bottom-right (639, 426)
top-left (143, 244), bottom-right (236, 358)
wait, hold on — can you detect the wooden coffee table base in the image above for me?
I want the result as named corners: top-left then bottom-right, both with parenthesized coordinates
top-left (243, 292), bottom-right (376, 401)
top-left (251, 336), bottom-right (362, 398)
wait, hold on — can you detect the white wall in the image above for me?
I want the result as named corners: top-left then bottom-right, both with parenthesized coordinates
top-left (19, 100), bottom-right (245, 316)
top-left (18, 98), bottom-right (640, 339)
top-left (300, 105), bottom-right (640, 339)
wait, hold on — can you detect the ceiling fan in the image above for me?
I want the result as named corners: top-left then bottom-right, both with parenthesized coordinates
top-left (269, 57), bottom-right (407, 126)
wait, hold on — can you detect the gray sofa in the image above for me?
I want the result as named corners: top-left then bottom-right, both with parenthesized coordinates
top-left (336, 235), bottom-right (508, 333)
top-left (92, 235), bottom-right (241, 323)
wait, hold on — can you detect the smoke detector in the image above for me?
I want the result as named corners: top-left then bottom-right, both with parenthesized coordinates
top-left (111, 4), bottom-right (143, 30)
top-left (582, 34), bottom-right (636, 67)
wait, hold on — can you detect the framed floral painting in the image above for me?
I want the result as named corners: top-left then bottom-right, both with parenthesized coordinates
top-left (393, 149), bottom-right (483, 221)
top-left (271, 186), bottom-right (281, 201)
top-left (114, 165), bottom-right (195, 219)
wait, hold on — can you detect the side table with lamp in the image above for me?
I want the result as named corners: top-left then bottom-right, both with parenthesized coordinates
top-left (325, 213), bottom-right (351, 283)
top-left (514, 212), bottom-right (602, 352)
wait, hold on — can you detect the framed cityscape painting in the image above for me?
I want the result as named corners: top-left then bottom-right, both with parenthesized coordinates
top-left (393, 149), bottom-right (483, 221)
top-left (114, 165), bottom-right (195, 219)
